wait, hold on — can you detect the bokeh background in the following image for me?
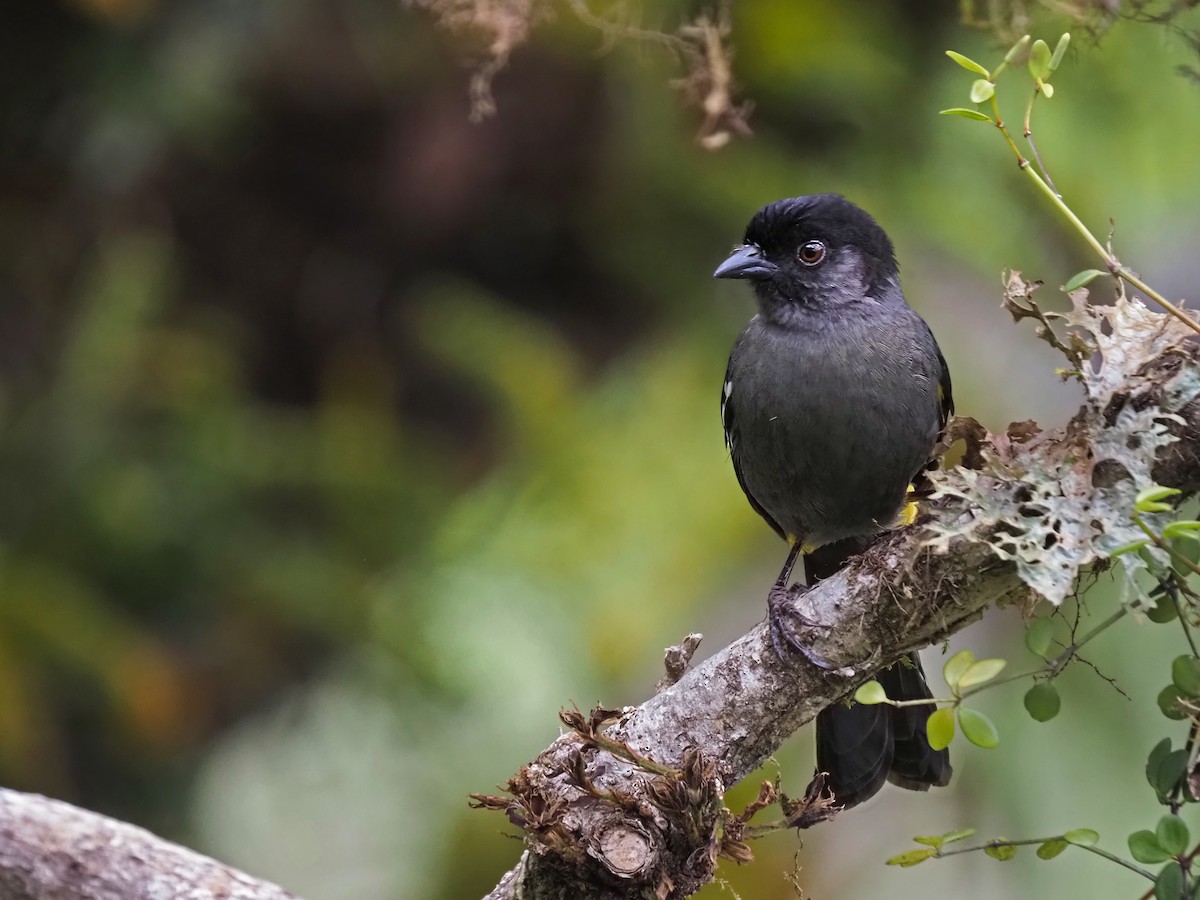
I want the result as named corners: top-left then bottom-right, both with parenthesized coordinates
top-left (5, 1), bottom-right (1200, 898)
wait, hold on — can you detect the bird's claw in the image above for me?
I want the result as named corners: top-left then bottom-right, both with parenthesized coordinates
top-left (767, 583), bottom-right (837, 670)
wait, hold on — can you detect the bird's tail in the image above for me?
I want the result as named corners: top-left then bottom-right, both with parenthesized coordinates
top-left (806, 540), bottom-right (952, 810)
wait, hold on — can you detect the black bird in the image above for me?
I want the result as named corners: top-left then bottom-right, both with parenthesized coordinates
top-left (714, 194), bottom-right (953, 810)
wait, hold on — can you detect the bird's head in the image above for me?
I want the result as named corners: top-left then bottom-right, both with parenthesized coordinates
top-left (713, 194), bottom-right (900, 323)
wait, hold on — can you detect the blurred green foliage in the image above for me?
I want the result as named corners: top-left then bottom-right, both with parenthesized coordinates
top-left (4, 1), bottom-right (1200, 898)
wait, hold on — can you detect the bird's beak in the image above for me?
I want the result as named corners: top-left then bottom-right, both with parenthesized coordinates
top-left (712, 244), bottom-right (778, 280)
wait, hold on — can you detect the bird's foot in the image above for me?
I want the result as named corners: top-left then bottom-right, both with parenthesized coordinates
top-left (767, 583), bottom-right (837, 670)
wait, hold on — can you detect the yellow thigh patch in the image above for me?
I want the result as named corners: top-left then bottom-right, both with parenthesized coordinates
top-left (895, 483), bottom-right (919, 527)
top-left (786, 534), bottom-right (818, 554)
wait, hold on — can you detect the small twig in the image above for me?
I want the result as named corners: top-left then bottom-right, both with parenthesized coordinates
top-left (657, 633), bottom-right (704, 691)
top-left (1137, 514), bottom-right (1200, 581)
top-left (1023, 86), bottom-right (1060, 195)
top-left (932, 836), bottom-right (1156, 882)
top-left (1135, 840), bottom-right (1200, 900)
top-left (956, 606), bottom-right (1128, 702)
top-left (1135, 515), bottom-right (1200, 660)
top-left (878, 696), bottom-right (953, 708)
top-left (1064, 843), bottom-right (1157, 881)
top-left (1021, 165), bottom-right (1200, 335)
top-left (984, 83), bottom-right (1200, 336)
top-left (1168, 718), bottom-right (1200, 815)
top-left (1046, 606), bottom-right (1127, 676)
top-left (957, 666), bottom-right (1041, 697)
top-left (987, 93), bottom-right (1027, 164)
top-left (1072, 654), bottom-right (1131, 700)
top-left (563, 0), bottom-right (687, 55)
top-left (1170, 582), bottom-right (1200, 658)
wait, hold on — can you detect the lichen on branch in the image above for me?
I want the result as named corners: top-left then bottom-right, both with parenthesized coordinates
top-left (926, 271), bottom-right (1200, 607)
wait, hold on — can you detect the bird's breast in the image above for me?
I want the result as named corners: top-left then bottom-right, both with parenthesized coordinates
top-left (727, 314), bottom-right (940, 544)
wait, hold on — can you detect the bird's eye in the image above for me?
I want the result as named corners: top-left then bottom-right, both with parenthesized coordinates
top-left (797, 240), bottom-right (826, 267)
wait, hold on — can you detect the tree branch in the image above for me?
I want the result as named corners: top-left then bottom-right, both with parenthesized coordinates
top-left (0, 788), bottom-right (302, 900)
top-left (481, 290), bottom-right (1200, 899)
top-left (480, 508), bottom-right (1025, 900)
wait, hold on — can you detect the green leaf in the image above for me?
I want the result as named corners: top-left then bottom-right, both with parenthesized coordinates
top-left (1004, 34), bottom-right (1032, 64)
top-left (1137, 485), bottom-right (1182, 513)
top-left (944, 649), bottom-right (975, 689)
top-left (1108, 538), bottom-right (1151, 557)
top-left (1024, 683), bottom-right (1062, 722)
top-left (970, 79), bottom-right (995, 103)
top-left (913, 834), bottom-right (943, 848)
top-left (942, 828), bottom-right (977, 844)
top-left (927, 706), bottom-right (956, 751)
top-left (1129, 830), bottom-right (1171, 864)
top-left (946, 50), bottom-right (991, 77)
top-left (1158, 685), bottom-right (1189, 720)
top-left (1164, 521), bottom-right (1200, 540)
top-left (1172, 656), bottom-right (1200, 697)
top-left (1150, 749), bottom-right (1190, 801)
top-left (1157, 861), bottom-right (1185, 900)
top-left (985, 842), bottom-right (1018, 861)
top-left (1148, 592), bottom-right (1181, 624)
top-left (1063, 269), bottom-right (1106, 292)
top-left (939, 107), bottom-right (992, 121)
top-left (958, 707), bottom-right (1000, 748)
top-left (958, 658), bottom-right (1007, 689)
top-left (1050, 33), bottom-right (1071, 71)
top-left (1025, 617), bottom-right (1054, 657)
top-left (1139, 485), bottom-right (1183, 503)
top-left (1064, 829), bottom-right (1099, 847)
top-left (1148, 737), bottom-right (1173, 773)
top-left (854, 680), bottom-right (889, 704)
top-left (1157, 815), bottom-right (1190, 856)
top-left (886, 848), bottom-right (935, 867)
top-left (1037, 838), bottom-right (1068, 860)
top-left (1028, 38), bottom-right (1052, 80)
top-left (1173, 534), bottom-right (1200, 578)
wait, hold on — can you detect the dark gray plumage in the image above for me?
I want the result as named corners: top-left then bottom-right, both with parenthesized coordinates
top-left (714, 194), bottom-right (952, 810)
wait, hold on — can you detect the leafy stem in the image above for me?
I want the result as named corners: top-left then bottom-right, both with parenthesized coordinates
top-left (891, 829), bottom-right (1157, 881)
top-left (1172, 584), bottom-right (1200, 660)
top-left (1043, 606), bottom-right (1127, 677)
top-left (1135, 841), bottom-right (1200, 900)
top-left (1131, 509), bottom-right (1200, 660)
top-left (1135, 513), bottom-right (1200, 581)
top-left (1170, 720), bottom-right (1200, 816)
top-left (856, 605), bottom-right (1124, 734)
top-left (948, 36), bottom-right (1200, 337)
top-left (1019, 163), bottom-right (1200, 336)
top-left (958, 605), bottom-right (1127, 700)
top-left (1022, 86), bottom-right (1058, 195)
top-left (937, 837), bottom-right (1155, 881)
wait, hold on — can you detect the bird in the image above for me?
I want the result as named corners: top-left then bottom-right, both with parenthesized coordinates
top-left (713, 193), bottom-right (953, 810)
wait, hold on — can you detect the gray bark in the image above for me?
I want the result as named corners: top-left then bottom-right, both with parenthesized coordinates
top-left (482, 509), bottom-right (1025, 900)
top-left (0, 788), bottom-right (300, 900)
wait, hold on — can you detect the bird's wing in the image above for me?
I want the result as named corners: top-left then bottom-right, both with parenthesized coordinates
top-left (722, 364), bottom-right (786, 541)
top-left (935, 338), bottom-right (954, 430)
